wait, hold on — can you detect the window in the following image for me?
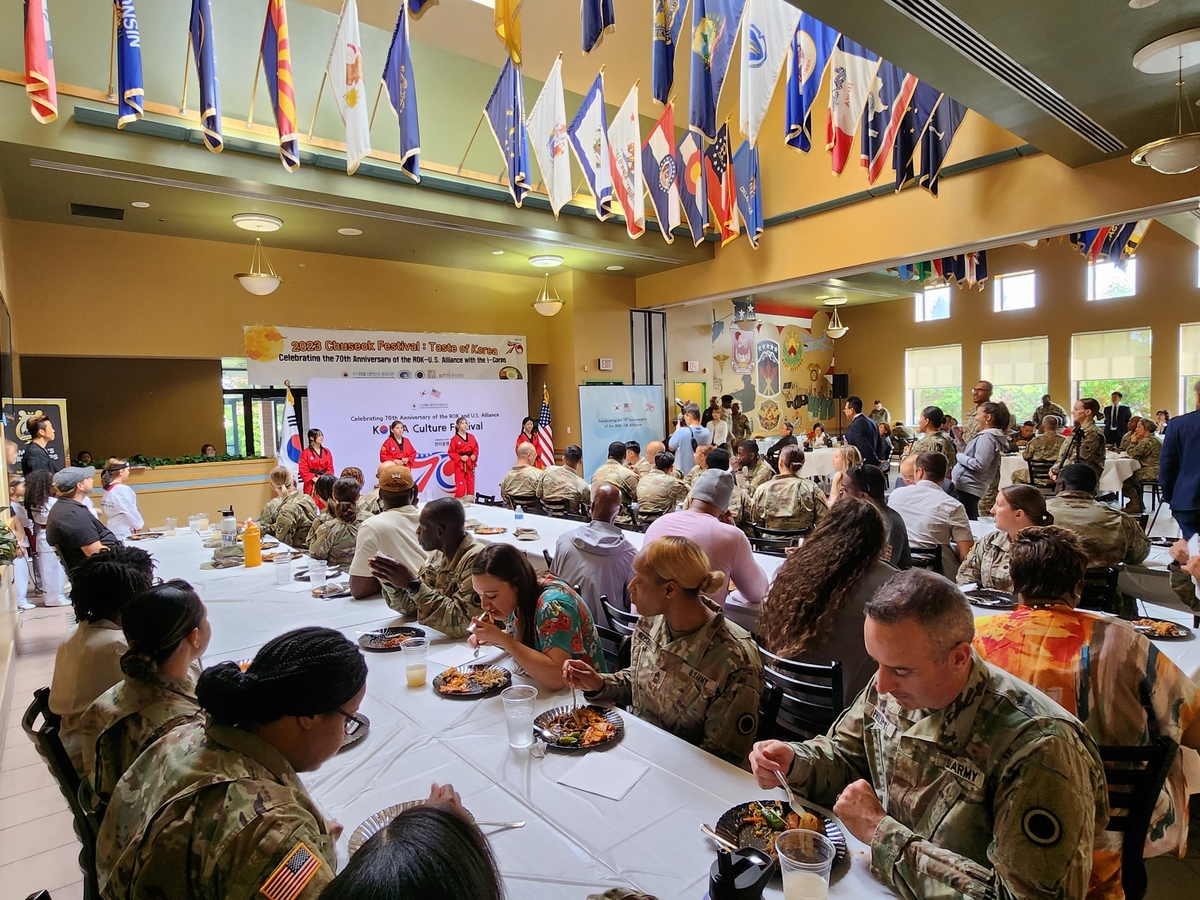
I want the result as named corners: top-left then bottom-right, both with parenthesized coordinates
top-left (905, 345), bottom-right (962, 423)
top-left (993, 271), bottom-right (1035, 312)
top-left (981, 337), bottom-right (1049, 421)
top-left (1181, 324), bottom-right (1200, 413)
top-left (1086, 260), bottom-right (1136, 301)
top-left (915, 287), bottom-right (951, 322)
top-left (1071, 328), bottom-right (1152, 417)
top-left (221, 357), bottom-right (292, 457)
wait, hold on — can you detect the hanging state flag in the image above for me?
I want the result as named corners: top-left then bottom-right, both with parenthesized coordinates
top-left (652, 0), bottom-right (689, 105)
top-left (784, 13), bottom-right (836, 152)
top-left (495, 0), bottom-right (521, 65)
top-left (260, 0), bottom-right (298, 171)
top-left (608, 84), bottom-right (645, 239)
top-left (409, 0), bottom-right (437, 16)
top-left (534, 385), bottom-right (555, 469)
top-left (526, 56), bottom-right (570, 217)
top-left (189, 0), bottom-right (222, 151)
top-left (328, 0), bottom-right (371, 174)
top-left (1117, 220), bottom-right (1152, 268)
top-left (113, 1), bottom-right (144, 129)
top-left (567, 73), bottom-right (613, 220)
top-left (689, 0), bottom-right (747, 140)
top-left (677, 130), bottom-right (707, 246)
top-left (826, 36), bottom-right (880, 174)
top-left (740, 0), bottom-right (799, 146)
top-left (892, 80), bottom-right (941, 191)
top-left (583, 0), bottom-right (616, 52)
top-left (920, 94), bottom-right (966, 196)
top-left (704, 123), bottom-right (739, 245)
top-left (381, 3), bottom-right (420, 182)
top-left (642, 103), bottom-right (680, 244)
top-left (861, 59), bottom-right (916, 184)
top-left (732, 142), bottom-right (762, 249)
top-left (1070, 228), bottom-right (1108, 263)
top-left (24, 0), bottom-right (57, 124)
top-left (485, 58), bottom-right (531, 207)
top-left (277, 388), bottom-right (302, 477)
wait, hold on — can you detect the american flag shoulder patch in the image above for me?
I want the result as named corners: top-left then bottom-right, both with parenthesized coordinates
top-left (260, 841), bottom-right (322, 900)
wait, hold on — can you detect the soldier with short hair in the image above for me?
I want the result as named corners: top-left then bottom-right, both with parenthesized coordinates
top-left (751, 445), bottom-right (829, 531)
top-left (499, 443), bottom-right (544, 510)
top-left (750, 569), bottom-right (1107, 900)
top-left (907, 406), bottom-right (957, 469)
top-left (729, 401), bottom-right (752, 446)
top-left (1048, 464), bottom-right (1150, 570)
top-left (624, 440), bottom-right (651, 477)
top-left (635, 451), bottom-right (688, 516)
top-left (591, 441), bottom-right (641, 508)
top-left (734, 440), bottom-right (774, 495)
top-left (1034, 394), bottom-right (1068, 428)
top-left (538, 444), bottom-right (591, 515)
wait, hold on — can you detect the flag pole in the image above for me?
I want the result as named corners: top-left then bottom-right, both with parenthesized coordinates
top-left (246, 52), bottom-right (263, 128)
top-left (457, 111), bottom-right (486, 174)
top-left (369, 83), bottom-right (384, 130)
top-left (180, 36), bottom-right (192, 115)
top-left (107, 5), bottom-right (117, 101)
top-left (307, 0), bottom-right (351, 142)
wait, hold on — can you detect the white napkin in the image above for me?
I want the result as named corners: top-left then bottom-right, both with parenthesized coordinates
top-left (427, 644), bottom-right (504, 669)
top-left (557, 754), bottom-right (650, 801)
top-left (274, 582), bottom-right (314, 593)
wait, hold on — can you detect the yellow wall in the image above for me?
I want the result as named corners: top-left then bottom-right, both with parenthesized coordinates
top-left (0, 183), bottom-right (14, 742)
top-left (833, 225), bottom-right (1200, 421)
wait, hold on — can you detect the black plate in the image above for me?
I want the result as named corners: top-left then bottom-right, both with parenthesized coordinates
top-left (294, 565), bottom-right (341, 581)
top-left (127, 532), bottom-right (163, 541)
top-left (432, 664), bottom-right (512, 699)
top-left (1130, 617), bottom-right (1194, 641)
top-left (357, 625), bottom-right (427, 652)
top-left (965, 588), bottom-right (1017, 610)
top-left (715, 799), bottom-right (848, 864)
top-left (340, 713), bottom-right (370, 753)
top-left (533, 704), bottom-right (624, 751)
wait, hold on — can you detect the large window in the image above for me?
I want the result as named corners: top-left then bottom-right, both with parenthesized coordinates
top-left (905, 345), bottom-right (962, 423)
top-left (1181, 324), bottom-right (1200, 413)
top-left (915, 287), bottom-right (951, 322)
top-left (1086, 260), bottom-right (1137, 301)
top-left (1071, 329), bottom-right (1152, 416)
top-left (992, 271), bottom-right (1036, 312)
top-left (981, 337), bottom-right (1049, 423)
top-left (221, 357), bottom-right (291, 457)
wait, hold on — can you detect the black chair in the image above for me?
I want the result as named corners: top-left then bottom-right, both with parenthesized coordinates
top-left (1078, 566), bottom-right (1121, 614)
top-left (542, 549), bottom-right (553, 571)
top-left (1098, 739), bottom-right (1179, 900)
top-left (25, 893), bottom-right (53, 900)
top-left (561, 510), bottom-right (590, 522)
top-left (1141, 477), bottom-right (1160, 511)
top-left (748, 538), bottom-right (789, 557)
top-left (1027, 459), bottom-right (1056, 492)
top-left (602, 597), bottom-right (638, 636)
top-left (22, 689), bottom-right (99, 900)
top-left (908, 545), bottom-right (944, 575)
top-left (474, 493), bottom-right (501, 507)
top-left (595, 622), bottom-right (631, 672)
top-left (755, 645), bottom-right (846, 741)
top-left (752, 525), bottom-right (811, 546)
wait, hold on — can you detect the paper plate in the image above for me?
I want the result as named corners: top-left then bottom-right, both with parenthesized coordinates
top-left (715, 799), bottom-right (848, 864)
top-left (339, 713), bottom-right (370, 753)
top-left (349, 801), bottom-right (473, 855)
top-left (533, 705), bottom-right (623, 751)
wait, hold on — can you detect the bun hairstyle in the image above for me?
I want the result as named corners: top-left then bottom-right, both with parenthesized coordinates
top-left (314, 473), bottom-right (337, 505)
top-left (120, 580), bottom-right (205, 682)
top-left (635, 536), bottom-right (726, 595)
top-left (329, 476), bottom-right (362, 524)
top-left (999, 484), bottom-right (1054, 526)
top-left (196, 626), bottom-right (367, 728)
top-left (101, 458), bottom-right (129, 489)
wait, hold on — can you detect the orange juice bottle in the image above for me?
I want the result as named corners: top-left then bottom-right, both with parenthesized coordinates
top-left (243, 519), bottom-right (262, 568)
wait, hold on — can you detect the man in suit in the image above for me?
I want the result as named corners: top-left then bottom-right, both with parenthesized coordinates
top-left (1103, 391), bottom-right (1132, 448)
top-left (844, 396), bottom-right (881, 466)
top-left (1162, 380), bottom-right (1200, 538)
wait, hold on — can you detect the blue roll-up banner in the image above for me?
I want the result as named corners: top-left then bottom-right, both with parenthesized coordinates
top-left (578, 385), bottom-right (666, 479)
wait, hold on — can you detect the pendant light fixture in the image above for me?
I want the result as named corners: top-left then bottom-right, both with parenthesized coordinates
top-left (532, 273), bottom-right (564, 317)
top-left (823, 298), bottom-right (849, 340)
top-left (235, 238), bottom-right (283, 295)
top-left (1131, 34), bottom-right (1200, 174)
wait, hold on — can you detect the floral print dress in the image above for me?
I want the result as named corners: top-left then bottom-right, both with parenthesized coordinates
top-left (509, 576), bottom-right (609, 673)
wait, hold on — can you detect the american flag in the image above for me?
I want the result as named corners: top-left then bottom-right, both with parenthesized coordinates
top-left (260, 842), bottom-right (323, 900)
top-left (534, 385), bottom-right (555, 469)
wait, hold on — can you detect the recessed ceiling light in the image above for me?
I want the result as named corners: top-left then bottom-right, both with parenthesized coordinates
top-left (529, 255), bottom-right (564, 268)
top-left (492, 249), bottom-right (504, 255)
top-left (337, 227), bottom-right (363, 236)
top-left (130, 201), bottom-right (150, 209)
top-left (606, 265), bottom-right (624, 271)
top-left (232, 213), bottom-right (283, 233)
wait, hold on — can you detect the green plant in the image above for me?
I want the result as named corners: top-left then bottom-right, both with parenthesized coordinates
top-left (126, 453), bottom-right (269, 469)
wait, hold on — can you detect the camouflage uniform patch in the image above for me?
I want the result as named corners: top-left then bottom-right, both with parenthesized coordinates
top-left (955, 529), bottom-right (1012, 592)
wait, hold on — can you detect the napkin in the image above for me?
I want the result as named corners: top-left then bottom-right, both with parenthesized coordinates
top-left (557, 754), bottom-right (649, 801)
top-left (274, 582), bottom-right (314, 593)
top-left (427, 644), bottom-right (504, 668)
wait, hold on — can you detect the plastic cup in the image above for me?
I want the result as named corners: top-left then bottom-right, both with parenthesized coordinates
top-left (309, 563), bottom-right (327, 590)
top-left (776, 829), bottom-right (836, 900)
top-left (401, 637), bottom-right (429, 687)
top-left (189, 515), bottom-right (202, 534)
top-left (164, 517), bottom-right (177, 536)
top-left (274, 554), bottom-right (291, 585)
top-left (501, 685), bottom-right (537, 749)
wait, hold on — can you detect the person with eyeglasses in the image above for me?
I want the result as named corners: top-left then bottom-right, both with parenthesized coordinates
top-left (100, 458), bottom-right (144, 543)
top-left (97, 626), bottom-right (465, 900)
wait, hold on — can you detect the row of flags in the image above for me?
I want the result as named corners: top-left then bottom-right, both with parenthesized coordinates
top-left (896, 252), bottom-right (990, 291)
top-left (1069, 221), bottom-right (1152, 269)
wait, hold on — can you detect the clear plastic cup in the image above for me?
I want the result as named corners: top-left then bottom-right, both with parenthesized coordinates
top-left (776, 829), bottom-right (836, 900)
top-left (189, 514), bottom-right (203, 534)
top-left (309, 563), bottom-right (326, 590)
top-left (274, 554), bottom-right (291, 585)
top-left (164, 517), bottom-right (177, 536)
top-left (401, 637), bottom-right (429, 687)
top-left (501, 685), bottom-right (537, 749)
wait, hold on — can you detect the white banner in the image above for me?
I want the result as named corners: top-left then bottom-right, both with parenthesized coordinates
top-left (244, 326), bottom-right (528, 386)
top-left (306, 378), bottom-right (526, 498)
top-left (578, 384), bottom-right (666, 479)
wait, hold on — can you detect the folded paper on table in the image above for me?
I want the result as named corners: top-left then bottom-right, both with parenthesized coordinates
top-left (557, 753), bottom-right (650, 801)
top-left (427, 644), bottom-right (505, 668)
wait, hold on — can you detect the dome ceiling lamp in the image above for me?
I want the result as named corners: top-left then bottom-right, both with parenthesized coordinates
top-left (235, 238), bottom-right (283, 295)
top-left (1131, 32), bottom-right (1200, 175)
top-left (532, 273), bottom-right (564, 317)
top-left (822, 298), bottom-right (849, 339)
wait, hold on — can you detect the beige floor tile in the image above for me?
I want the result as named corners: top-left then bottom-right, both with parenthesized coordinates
top-left (13, 653), bottom-right (56, 677)
top-left (0, 810), bottom-right (77, 868)
top-left (13, 671), bottom-right (53, 693)
top-left (47, 880), bottom-right (84, 900)
top-left (0, 842), bottom-right (87, 899)
top-left (0, 785), bottom-right (68, 829)
top-left (0, 739), bottom-right (42, 771)
top-left (5, 705), bottom-right (27, 730)
top-left (0, 759), bottom-right (56, 800)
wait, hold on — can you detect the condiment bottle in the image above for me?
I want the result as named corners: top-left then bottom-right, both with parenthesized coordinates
top-left (220, 508), bottom-right (238, 546)
top-left (243, 519), bottom-right (262, 568)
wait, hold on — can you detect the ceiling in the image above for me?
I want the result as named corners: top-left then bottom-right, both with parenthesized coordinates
top-left (753, 271), bottom-right (918, 311)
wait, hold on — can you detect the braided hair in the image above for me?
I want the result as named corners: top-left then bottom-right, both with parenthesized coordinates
top-left (69, 545), bottom-right (155, 623)
top-left (120, 580), bottom-right (205, 682)
top-left (196, 626), bottom-right (367, 727)
top-left (328, 476), bottom-right (362, 525)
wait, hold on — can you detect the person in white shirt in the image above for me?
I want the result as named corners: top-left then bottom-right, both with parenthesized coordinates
top-left (887, 451), bottom-right (975, 577)
top-left (9, 475), bottom-right (33, 610)
top-left (708, 406), bottom-right (730, 450)
top-left (100, 458), bottom-right (144, 542)
top-left (348, 463), bottom-right (426, 599)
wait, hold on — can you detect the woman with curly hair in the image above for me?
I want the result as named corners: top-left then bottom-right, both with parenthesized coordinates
top-left (757, 497), bottom-right (895, 700)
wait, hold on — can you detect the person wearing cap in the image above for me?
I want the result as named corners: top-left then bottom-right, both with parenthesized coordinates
top-left (642, 469), bottom-right (768, 605)
top-left (46, 466), bottom-right (120, 574)
top-left (348, 464), bottom-right (427, 600)
top-left (100, 458), bottom-right (144, 542)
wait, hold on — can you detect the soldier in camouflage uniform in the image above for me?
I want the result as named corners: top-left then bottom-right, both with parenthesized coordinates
top-left (734, 441), bottom-right (774, 495)
top-left (257, 495), bottom-right (283, 536)
top-left (729, 402), bottom-right (752, 446)
top-left (1118, 417), bottom-right (1141, 454)
top-left (564, 536), bottom-right (764, 768)
top-left (1034, 395), bottom-right (1068, 427)
top-left (1011, 416), bottom-right (1067, 485)
top-left (591, 441), bottom-right (641, 509)
top-left (905, 405), bottom-right (957, 469)
top-left (258, 466), bottom-right (302, 537)
top-left (371, 497), bottom-right (486, 638)
top-left (624, 440), bottom-right (653, 477)
top-left (683, 443), bottom-right (715, 490)
top-left (750, 570), bottom-right (1107, 900)
top-left (1047, 465), bottom-right (1150, 569)
top-left (308, 481), bottom-right (370, 569)
top-left (273, 489), bottom-right (318, 551)
top-left (751, 445), bottom-right (830, 531)
top-left (1121, 419), bottom-right (1160, 513)
top-left (955, 529), bottom-right (1013, 591)
top-left (636, 451), bottom-right (688, 516)
top-left (500, 444), bottom-right (544, 509)
top-left (538, 444), bottom-right (591, 515)
top-left (357, 487), bottom-right (382, 516)
top-left (1050, 400), bottom-right (1107, 483)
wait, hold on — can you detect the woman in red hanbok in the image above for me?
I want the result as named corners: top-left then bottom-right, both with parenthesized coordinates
top-left (379, 420), bottom-right (418, 467)
top-left (298, 429), bottom-right (335, 507)
top-left (449, 417), bottom-right (479, 498)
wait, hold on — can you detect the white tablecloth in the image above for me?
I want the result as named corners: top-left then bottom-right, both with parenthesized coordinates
top-left (799, 448), bottom-right (840, 479)
top-left (152, 528), bottom-right (890, 900)
top-left (998, 454), bottom-right (1139, 492)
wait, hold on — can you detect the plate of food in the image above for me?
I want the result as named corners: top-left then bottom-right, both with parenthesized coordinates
top-left (357, 625), bottom-right (427, 651)
top-left (475, 526), bottom-right (507, 535)
top-left (339, 713), bottom-right (370, 753)
top-left (964, 588), bottom-right (1018, 610)
top-left (349, 801), bottom-right (475, 855)
top-left (715, 799), bottom-right (848, 864)
top-left (127, 532), bottom-right (163, 541)
top-left (1149, 536), bottom-right (1178, 548)
top-left (433, 664), bottom-right (512, 698)
top-left (261, 550), bottom-right (302, 562)
top-left (1130, 617), bottom-right (1193, 640)
top-left (534, 705), bottom-right (623, 751)
top-left (312, 583), bottom-right (352, 599)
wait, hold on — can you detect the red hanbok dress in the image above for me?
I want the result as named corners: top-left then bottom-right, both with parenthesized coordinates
top-left (449, 432), bottom-right (479, 498)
